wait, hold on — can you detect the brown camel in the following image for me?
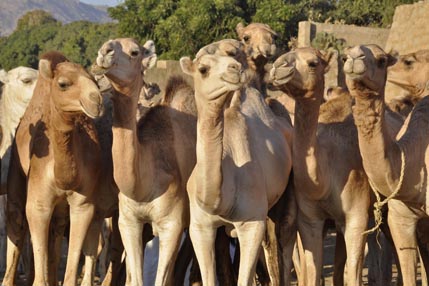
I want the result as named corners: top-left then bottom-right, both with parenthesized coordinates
top-left (180, 43), bottom-right (292, 285)
top-left (344, 44), bottom-right (429, 286)
top-left (269, 47), bottom-right (403, 286)
top-left (4, 51), bottom-right (104, 286)
top-left (92, 38), bottom-right (195, 286)
top-left (236, 22), bottom-right (277, 94)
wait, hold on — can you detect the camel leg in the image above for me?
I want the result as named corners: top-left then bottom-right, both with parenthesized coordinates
top-left (388, 200), bottom-right (419, 286)
top-left (261, 217), bottom-right (281, 286)
top-left (3, 160), bottom-right (27, 286)
top-left (118, 193), bottom-right (144, 286)
top-left (26, 194), bottom-right (55, 286)
top-left (215, 227), bottom-right (236, 286)
top-left (333, 231), bottom-right (346, 286)
top-left (297, 216), bottom-right (324, 286)
top-left (154, 221), bottom-right (183, 286)
top-left (235, 220), bottom-right (266, 286)
top-left (48, 206), bottom-right (68, 286)
top-left (174, 230), bottom-right (193, 286)
top-left (101, 213), bottom-right (124, 286)
top-left (63, 201), bottom-right (95, 286)
top-left (343, 216), bottom-right (367, 286)
top-left (189, 221), bottom-right (217, 286)
top-left (81, 216), bottom-right (104, 286)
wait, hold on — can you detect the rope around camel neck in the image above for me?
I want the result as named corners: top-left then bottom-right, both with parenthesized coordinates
top-left (363, 145), bottom-right (406, 240)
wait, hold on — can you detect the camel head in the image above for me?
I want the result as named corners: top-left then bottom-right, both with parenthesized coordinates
top-left (270, 47), bottom-right (331, 99)
top-left (0, 66), bottom-right (38, 105)
top-left (343, 44), bottom-right (396, 96)
top-left (196, 39), bottom-right (248, 68)
top-left (386, 49), bottom-right (429, 102)
top-left (180, 54), bottom-right (246, 107)
top-left (236, 22), bottom-right (277, 66)
top-left (92, 38), bottom-right (156, 87)
top-left (39, 51), bottom-right (103, 119)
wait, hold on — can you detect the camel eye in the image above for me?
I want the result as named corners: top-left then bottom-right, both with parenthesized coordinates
top-left (243, 35), bottom-right (250, 43)
top-left (131, 50), bottom-right (140, 57)
top-left (403, 58), bottom-right (414, 66)
top-left (226, 50), bottom-right (237, 57)
top-left (58, 78), bottom-right (72, 90)
top-left (21, 78), bottom-right (33, 84)
top-left (308, 60), bottom-right (319, 68)
top-left (198, 66), bottom-right (209, 76)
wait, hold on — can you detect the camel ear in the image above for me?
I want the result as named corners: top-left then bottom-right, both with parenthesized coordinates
top-left (143, 40), bottom-right (156, 54)
top-left (320, 49), bottom-right (335, 74)
top-left (236, 22), bottom-right (245, 38)
top-left (39, 59), bottom-right (54, 79)
top-left (387, 53), bottom-right (398, 67)
top-left (0, 70), bottom-right (8, 84)
top-left (142, 54), bottom-right (157, 70)
top-left (180, 57), bottom-right (194, 76)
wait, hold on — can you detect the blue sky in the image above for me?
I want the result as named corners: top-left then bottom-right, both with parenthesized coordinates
top-left (81, 0), bottom-right (123, 6)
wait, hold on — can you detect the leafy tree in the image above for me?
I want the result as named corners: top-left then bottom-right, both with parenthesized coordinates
top-left (16, 10), bottom-right (58, 31)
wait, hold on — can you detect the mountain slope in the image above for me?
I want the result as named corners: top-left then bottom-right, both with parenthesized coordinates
top-left (0, 0), bottom-right (112, 36)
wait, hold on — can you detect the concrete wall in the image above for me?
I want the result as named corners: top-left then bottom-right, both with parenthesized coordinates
top-left (297, 21), bottom-right (390, 49)
top-left (385, 0), bottom-right (429, 54)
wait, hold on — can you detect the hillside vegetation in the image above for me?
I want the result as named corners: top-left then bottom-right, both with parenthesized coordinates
top-left (0, 0), bottom-right (111, 36)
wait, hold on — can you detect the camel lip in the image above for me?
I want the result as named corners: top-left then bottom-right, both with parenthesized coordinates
top-left (90, 63), bottom-right (109, 76)
top-left (270, 66), bottom-right (295, 87)
top-left (344, 72), bottom-right (365, 80)
top-left (80, 99), bottom-right (104, 119)
top-left (387, 78), bottom-right (415, 89)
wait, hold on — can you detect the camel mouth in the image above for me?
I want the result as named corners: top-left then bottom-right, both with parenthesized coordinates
top-left (80, 99), bottom-right (104, 119)
top-left (270, 66), bottom-right (295, 87)
top-left (221, 70), bottom-right (246, 86)
top-left (387, 78), bottom-right (416, 91)
top-left (90, 62), bottom-right (109, 76)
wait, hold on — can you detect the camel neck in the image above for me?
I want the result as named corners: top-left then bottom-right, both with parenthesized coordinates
top-left (110, 80), bottom-right (142, 199)
top-left (50, 110), bottom-right (83, 190)
top-left (194, 94), bottom-right (227, 215)
top-left (352, 90), bottom-right (402, 197)
top-left (293, 92), bottom-right (327, 199)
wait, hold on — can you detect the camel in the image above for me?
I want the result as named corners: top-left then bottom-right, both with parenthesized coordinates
top-left (269, 47), bottom-right (404, 286)
top-left (344, 44), bottom-right (429, 286)
top-left (180, 40), bottom-right (292, 285)
top-left (0, 66), bottom-right (38, 274)
top-left (91, 37), bottom-right (196, 286)
top-left (236, 22), bottom-right (277, 94)
top-left (0, 66), bottom-right (38, 194)
top-left (3, 51), bottom-right (105, 286)
top-left (385, 49), bottom-right (429, 116)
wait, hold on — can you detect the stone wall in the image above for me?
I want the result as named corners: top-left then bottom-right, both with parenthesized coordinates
top-left (385, 0), bottom-right (429, 54)
top-left (297, 21), bottom-right (390, 49)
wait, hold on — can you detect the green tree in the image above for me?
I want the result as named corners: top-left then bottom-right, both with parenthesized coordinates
top-left (16, 10), bottom-right (58, 31)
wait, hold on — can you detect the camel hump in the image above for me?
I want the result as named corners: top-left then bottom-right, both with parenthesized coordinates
top-left (163, 75), bottom-right (193, 105)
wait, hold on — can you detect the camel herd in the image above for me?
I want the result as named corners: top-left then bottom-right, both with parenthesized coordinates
top-left (0, 22), bottom-right (428, 286)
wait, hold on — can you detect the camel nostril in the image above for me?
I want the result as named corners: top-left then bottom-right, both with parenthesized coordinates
top-left (228, 63), bottom-right (241, 72)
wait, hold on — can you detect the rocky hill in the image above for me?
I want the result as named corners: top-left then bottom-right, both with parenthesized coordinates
top-left (0, 0), bottom-right (112, 36)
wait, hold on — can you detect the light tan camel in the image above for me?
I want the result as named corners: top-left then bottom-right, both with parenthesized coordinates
top-left (0, 67), bottom-right (38, 194)
top-left (4, 51), bottom-right (104, 286)
top-left (269, 47), bottom-right (404, 286)
top-left (0, 66), bottom-right (38, 274)
top-left (385, 49), bottom-right (429, 115)
top-left (92, 38), bottom-right (195, 286)
top-left (180, 45), bottom-right (292, 285)
top-left (344, 44), bottom-right (429, 286)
